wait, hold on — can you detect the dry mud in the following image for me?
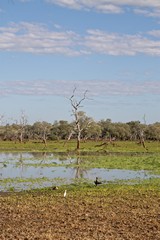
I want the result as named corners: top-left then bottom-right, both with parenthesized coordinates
top-left (0, 189), bottom-right (160, 240)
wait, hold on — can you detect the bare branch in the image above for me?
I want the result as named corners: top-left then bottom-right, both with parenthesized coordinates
top-left (69, 88), bottom-right (88, 149)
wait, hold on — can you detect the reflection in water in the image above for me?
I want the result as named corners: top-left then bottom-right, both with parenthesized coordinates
top-left (0, 152), bottom-right (159, 191)
top-left (73, 156), bottom-right (87, 179)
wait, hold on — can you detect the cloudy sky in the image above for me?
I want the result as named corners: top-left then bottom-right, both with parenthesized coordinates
top-left (0, 0), bottom-right (160, 124)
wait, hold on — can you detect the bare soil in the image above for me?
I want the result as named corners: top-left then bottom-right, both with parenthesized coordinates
top-left (0, 189), bottom-right (160, 240)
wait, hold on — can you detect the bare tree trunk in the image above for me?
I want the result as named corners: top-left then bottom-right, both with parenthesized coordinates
top-left (69, 88), bottom-right (88, 150)
top-left (42, 131), bottom-right (47, 147)
top-left (63, 130), bottom-right (74, 146)
top-left (19, 132), bottom-right (23, 143)
top-left (42, 138), bottom-right (46, 147)
top-left (17, 111), bottom-right (27, 144)
top-left (139, 136), bottom-right (147, 150)
top-left (77, 134), bottom-right (81, 149)
top-left (137, 129), bottom-right (147, 150)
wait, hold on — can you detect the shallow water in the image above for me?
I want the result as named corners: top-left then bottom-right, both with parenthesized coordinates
top-left (0, 152), bottom-right (159, 191)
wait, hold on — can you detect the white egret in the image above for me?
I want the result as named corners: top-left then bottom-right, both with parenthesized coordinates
top-left (64, 190), bottom-right (67, 197)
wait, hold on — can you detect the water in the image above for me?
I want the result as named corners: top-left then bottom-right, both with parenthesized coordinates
top-left (0, 152), bottom-right (159, 191)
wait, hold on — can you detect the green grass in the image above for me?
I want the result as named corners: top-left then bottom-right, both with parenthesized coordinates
top-left (22, 177), bottom-right (160, 196)
top-left (0, 140), bottom-right (160, 153)
top-left (76, 154), bottom-right (160, 173)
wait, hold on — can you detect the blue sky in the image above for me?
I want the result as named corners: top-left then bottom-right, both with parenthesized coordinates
top-left (0, 0), bottom-right (160, 124)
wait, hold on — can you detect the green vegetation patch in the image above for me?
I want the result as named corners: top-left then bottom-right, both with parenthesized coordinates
top-left (0, 140), bottom-right (160, 153)
top-left (71, 153), bottom-right (160, 174)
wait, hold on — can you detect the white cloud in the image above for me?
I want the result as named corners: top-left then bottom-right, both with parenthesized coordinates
top-left (54, 24), bottom-right (62, 29)
top-left (17, 0), bottom-right (160, 17)
top-left (134, 8), bottom-right (160, 18)
top-left (0, 80), bottom-right (160, 97)
top-left (46, 0), bottom-right (160, 8)
top-left (148, 30), bottom-right (160, 37)
top-left (85, 29), bottom-right (160, 56)
top-left (46, 0), bottom-right (123, 13)
top-left (19, 0), bottom-right (31, 2)
top-left (45, 0), bottom-right (160, 14)
top-left (0, 22), bottom-right (84, 56)
top-left (96, 4), bottom-right (123, 14)
top-left (46, 0), bottom-right (82, 10)
top-left (0, 22), bottom-right (160, 56)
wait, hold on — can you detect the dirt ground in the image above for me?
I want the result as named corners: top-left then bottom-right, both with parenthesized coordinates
top-left (0, 189), bottom-right (160, 240)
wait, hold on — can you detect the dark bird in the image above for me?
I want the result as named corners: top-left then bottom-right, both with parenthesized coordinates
top-left (52, 186), bottom-right (58, 190)
top-left (94, 177), bottom-right (102, 186)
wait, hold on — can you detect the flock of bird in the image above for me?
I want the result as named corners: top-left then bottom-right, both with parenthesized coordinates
top-left (52, 177), bottom-right (102, 198)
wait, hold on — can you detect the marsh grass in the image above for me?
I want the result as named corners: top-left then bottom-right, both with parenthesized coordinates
top-left (77, 154), bottom-right (160, 173)
top-left (0, 140), bottom-right (160, 193)
top-left (12, 152), bottom-right (159, 174)
top-left (25, 177), bottom-right (160, 196)
top-left (0, 140), bottom-right (160, 153)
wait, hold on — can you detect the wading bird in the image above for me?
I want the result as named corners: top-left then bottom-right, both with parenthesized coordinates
top-left (94, 177), bottom-right (102, 186)
top-left (64, 190), bottom-right (67, 197)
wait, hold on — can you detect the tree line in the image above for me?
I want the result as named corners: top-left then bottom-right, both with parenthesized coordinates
top-left (0, 89), bottom-right (159, 148)
top-left (0, 114), bottom-right (159, 144)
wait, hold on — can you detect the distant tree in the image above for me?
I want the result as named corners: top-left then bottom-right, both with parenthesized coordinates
top-left (18, 111), bottom-right (28, 143)
top-left (10, 111), bottom-right (28, 143)
top-left (145, 123), bottom-right (160, 141)
top-left (50, 120), bottom-right (72, 140)
top-left (32, 121), bottom-right (52, 146)
top-left (69, 88), bottom-right (89, 150)
top-left (112, 122), bottom-right (131, 140)
top-left (0, 115), bottom-right (4, 140)
top-left (127, 121), bottom-right (147, 149)
top-left (2, 124), bottom-right (13, 141)
top-left (82, 119), bottom-right (101, 141)
top-left (99, 119), bottom-right (114, 140)
top-left (25, 124), bottom-right (34, 140)
top-left (0, 115), bottom-right (4, 125)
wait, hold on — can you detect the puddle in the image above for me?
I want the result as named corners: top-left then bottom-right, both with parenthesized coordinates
top-left (0, 152), bottom-right (159, 191)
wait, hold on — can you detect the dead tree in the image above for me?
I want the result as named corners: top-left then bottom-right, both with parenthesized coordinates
top-left (18, 111), bottom-right (27, 143)
top-left (138, 129), bottom-right (147, 150)
top-left (69, 88), bottom-right (88, 150)
top-left (12, 111), bottom-right (27, 143)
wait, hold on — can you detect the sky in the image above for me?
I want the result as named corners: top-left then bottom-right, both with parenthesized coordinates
top-left (0, 0), bottom-right (160, 124)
